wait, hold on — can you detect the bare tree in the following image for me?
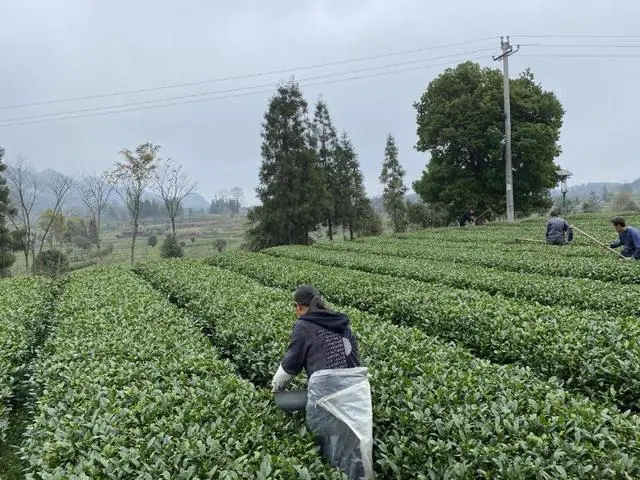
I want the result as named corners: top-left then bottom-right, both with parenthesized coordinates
top-left (215, 189), bottom-right (229, 203)
top-left (79, 171), bottom-right (113, 262)
top-left (6, 155), bottom-right (41, 272)
top-left (37, 171), bottom-right (74, 257)
top-left (230, 187), bottom-right (244, 208)
top-left (111, 142), bottom-right (159, 265)
top-left (153, 159), bottom-right (196, 236)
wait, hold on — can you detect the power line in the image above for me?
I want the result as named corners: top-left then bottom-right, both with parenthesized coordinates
top-left (0, 54), bottom-right (491, 128)
top-left (0, 36), bottom-right (498, 111)
top-left (1, 56), bottom-right (489, 127)
top-left (514, 34), bottom-right (640, 39)
top-left (520, 54), bottom-right (640, 58)
top-left (0, 48), bottom-right (495, 124)
top-left (520, 43), bottom-right (640, 48)
top-left (3, 41), bottom-right (635, 128)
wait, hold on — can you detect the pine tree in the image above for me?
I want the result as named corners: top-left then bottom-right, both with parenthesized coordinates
top-left (247, 81), bottom-right (329, 249)
top-left (333, 132), bottom-right (369, 240)
top-left (0, 147), bottom-right (16, 276)
top-left (310, 100), bottom-right (339, 240)
top-left (380, 134), bottom-right (408, 233)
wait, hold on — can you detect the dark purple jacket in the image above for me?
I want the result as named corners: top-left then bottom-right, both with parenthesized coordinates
top-left (281, 309), bottom-right (361, 379)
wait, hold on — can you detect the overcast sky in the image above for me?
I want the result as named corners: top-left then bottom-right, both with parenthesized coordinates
top-left (0, 0), bottom-right (638, 205)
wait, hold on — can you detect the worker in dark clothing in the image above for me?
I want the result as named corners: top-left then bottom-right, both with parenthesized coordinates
top-left (459, 209), bottom-right (476, 226)
top-left (271, 285), bottom-right (373, 479)
top-left (271, 285), bottom-right (361, 388)
top-left (546, 210), bottom-right (573, 245)
top-left (609, 216), bottom-right (640, 260)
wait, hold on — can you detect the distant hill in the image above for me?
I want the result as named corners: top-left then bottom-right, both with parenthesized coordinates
top-left (556, 178), bottom-right (640, 199)
top-left (181, 193), bottom-right (210, 209)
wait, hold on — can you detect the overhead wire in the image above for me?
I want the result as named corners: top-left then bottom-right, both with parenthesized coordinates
top-left (520, 54), bottom-right (640, 58)
top-left (513, 37), bottom-right (640, 58)
top-left (0, 49), bottom-right (495, 128)
top-left (0, 53), bottom-right (491, 128)
top-left (518, 43), bottom-right (640, 48)
top-left (513, 34), bottom-right (640, 39)
top-left (0, 36), bottom-right (498, 111)
top-left (0, 47), bottom-right (495, 124)
top-left (3, 34), bottom-right (637, 128)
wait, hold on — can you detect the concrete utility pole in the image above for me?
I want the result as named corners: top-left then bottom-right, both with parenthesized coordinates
top-left (493, 36), bottom-right (519, 222)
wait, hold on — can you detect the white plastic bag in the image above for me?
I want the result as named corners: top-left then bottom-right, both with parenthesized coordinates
top-left (306, 367), bottom-right (374, 479)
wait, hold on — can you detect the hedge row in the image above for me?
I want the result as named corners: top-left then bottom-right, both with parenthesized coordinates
top-left (208, 253), bottom-right (640, 410)
top-left (386, 215), bottom-right (640, 245)
top-left (367, 236), bottom-right (609, 258)
top-left (0, 277), bottom-right (52, 442)
top-left (21, 267), bottom-right (344, 479)
top-left (137, 259), bottom-right (640, 479)
top-left (265, 245), bottom-right (640, 315)
top-left (316, 239), bottom-right (640, 284)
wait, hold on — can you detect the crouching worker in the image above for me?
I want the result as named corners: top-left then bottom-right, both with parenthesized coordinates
top-left (546, 210), bottom-right (573, 245)
top-left (271, 285), bottom-right (374, 480)
top-left (609, 216), bottom-right (640, 261)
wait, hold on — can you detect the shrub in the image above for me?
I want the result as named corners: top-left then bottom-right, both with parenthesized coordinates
top-left (160, 235), bottom-right (183, 259)
top-left (34, 250), bottom-right (68, 277)
top-left (407, 201), bottom-right (449, 229)
top-left (0, 251), bottom-right (15, 278)
top-left (355, 211), bottom-right (383, 237)
top-left (0, 276), bottom-right (53, 439)
top-left (215, 239), bottom-right (227, 253)
top-left (147, 234), bottom-right (158, 247)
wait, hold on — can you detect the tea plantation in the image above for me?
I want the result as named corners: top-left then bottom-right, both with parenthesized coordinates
top-left (1, 214), bottom-right (640, 479)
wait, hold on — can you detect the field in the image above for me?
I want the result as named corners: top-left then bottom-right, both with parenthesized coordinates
top-left (1, 213), bottom-right (640, 478)
top-left (8, 213), bottom-right (247, 276)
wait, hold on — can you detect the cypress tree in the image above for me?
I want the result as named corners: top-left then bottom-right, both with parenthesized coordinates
top-left (380, 134), bottom-right (408, 233)
top-left (248, 81), bottom-right (329, 249)
top-left (333, 132), bottom-right (369, 240)
top-left (310, 99), bottom-right (339, 240)
top-left (0, 147), bottom-right (16, 276)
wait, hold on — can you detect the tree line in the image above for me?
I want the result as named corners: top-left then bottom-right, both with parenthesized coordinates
top-left (1, 59), bottom-right (574, 268)
top-left (209, 188), bottom-right (243, 215)
top-left (0, 144), bottom-right (202, 275)
top-left (557, 189), bottom-right (639, 215)
top-left (247, 83), bottom-right (388, 250)
top-left (246, 60), bottom-right (568, 247)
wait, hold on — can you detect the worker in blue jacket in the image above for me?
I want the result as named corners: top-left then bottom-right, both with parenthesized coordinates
top-left (609, 216), bottom-right (640, 260)
top-left (546, 210), bottom-right (573, 245)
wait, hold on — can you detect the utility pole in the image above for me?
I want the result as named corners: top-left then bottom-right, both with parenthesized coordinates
top-left (493, 36), bottom-right (519, 222)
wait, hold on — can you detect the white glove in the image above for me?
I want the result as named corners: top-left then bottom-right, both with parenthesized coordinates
top-left (270, 365), bottom-right (295, 392)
